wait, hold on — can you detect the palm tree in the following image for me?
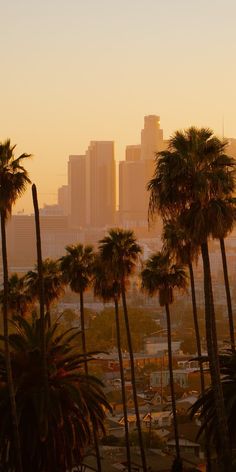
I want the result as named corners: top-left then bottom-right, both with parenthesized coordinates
top-left (0, 273), bottom-right (32, 318)
top-left (162, 219), bottom-right (205, 390)
top-left (59, 244), bottom-right (102, 471)
top-left (190, 349), bottom-right (236, 449)
top-left (141, 251), bottom-right (187, 469)
top-left (25, 258), bottom-right (65, 327)
top-left (93, 256), bottom-right (132, 472)
top-left (98, 228), bottom-right (148, 472)
top-left (0, 139), bottom-right (31, 472)
top-left (148, 127), bottom-right (235, 471)
top-left (0, 315), bottom-right (110, 472)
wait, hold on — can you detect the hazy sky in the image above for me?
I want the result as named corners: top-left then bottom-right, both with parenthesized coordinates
top-left (1, 0), bottom-right (236, 212)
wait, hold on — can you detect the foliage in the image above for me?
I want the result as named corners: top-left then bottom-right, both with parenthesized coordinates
top-left (85, 307), bottom-right (157, 352)
top-left (190, 349), bottom-right (236, 448)
top-left (0, 273), bottom-right (32, 317)
top-left (98, 228), bottom-right (142, 283)
top-left (0, 139), bottom-right (31, 218)
top-left (25, 258), bottom-right (65, 311)
top-left (60, 244), bottom-right (95, 294)
top-left (0, 316), bottom-right (110, 472)
top-left (141, 251), bottom-right (187, 306)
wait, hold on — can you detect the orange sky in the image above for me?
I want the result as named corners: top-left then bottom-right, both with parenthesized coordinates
top-left (1, 0), bottom-right (236, 213)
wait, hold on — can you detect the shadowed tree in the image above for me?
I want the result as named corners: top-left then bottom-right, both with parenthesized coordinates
top-left (0, 315), bottom-right (110, 472)
top-left (25, 258), bottom-right (65, 327)
top-left (93, 255), bottom-right (131, 472)
top-left (0, 139), bottom-right (31, 472)
top-left (148, 127), bottom-right (235, 471)
top-left (0, 273), bottom-right (32, 318)
top-left (141, 251), bottom-right (187, 470)
top-left (190, 349), bottom-right (236, 450)
top-left (98, 228), bottom-right (147, 472)
top-left (60, 244), bottom-right (102, 472)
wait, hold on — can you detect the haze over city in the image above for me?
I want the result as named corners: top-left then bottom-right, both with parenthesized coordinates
top-left (1, 0), bottom-right (236, 212)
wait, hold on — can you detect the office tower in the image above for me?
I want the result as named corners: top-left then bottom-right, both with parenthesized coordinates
top-left (58, 185), bottom-right (69, 215)
top-left (68, 155), bottom-right (86, 228)
top-left (119, 115), bottom-right (166, 230)
top-left (141, 115), bottom-right (164, 160)
top-left (86, 141), bottom-right (116, 227)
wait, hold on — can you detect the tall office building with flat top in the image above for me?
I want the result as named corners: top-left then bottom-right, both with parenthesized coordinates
top-left (68, 155), bottom-right (86, 228)
top-left (86, 141), bottom-right (115, 227)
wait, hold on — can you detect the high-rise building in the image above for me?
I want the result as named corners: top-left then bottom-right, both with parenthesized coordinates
top-left (58, 185), bottom-right (69, 215)
top-left (119, 115), bottom-right (166, 230)
top-left (68, 155), bottom-right (86, 228)
top-left (141, 115), bottom-right (165, 160)
top-left (85, 141), bottom-right (116, 227)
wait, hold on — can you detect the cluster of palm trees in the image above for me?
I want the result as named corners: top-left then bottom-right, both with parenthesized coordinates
top-left (147, 127), bottom-right (236, 471)
top-left (1, 127), bottom-right (236, 472)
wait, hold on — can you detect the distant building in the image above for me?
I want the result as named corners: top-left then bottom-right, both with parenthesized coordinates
top-left (145, 336), bottom-right (181, 354)
top-left (85, 141), bottom-right (116, 227)
top-left (68, 155), bottom-right (86, 228)
top-left (58, 185), bottom-right (69, 215)
top-left (119, 115), bottom-right (167, 230)
top-left (150, 369), bottom-right (191, 389)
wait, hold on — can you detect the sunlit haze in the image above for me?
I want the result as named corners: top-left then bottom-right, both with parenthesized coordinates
top-left (1, 0), bottom-right (236, 213)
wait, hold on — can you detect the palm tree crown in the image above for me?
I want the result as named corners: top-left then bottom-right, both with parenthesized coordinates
top-left (60, 244), bottom-right (95, 293)
top-left (25, 258), bottom-right (65, 312)
top-left (0, 139), bottom-right (31, 218)
top-left (148, 127), bottom-right (236, 225)
top-left (98, 228), bottom-right (142, 283)
top-left (141, 252), bottom-right (187, 305)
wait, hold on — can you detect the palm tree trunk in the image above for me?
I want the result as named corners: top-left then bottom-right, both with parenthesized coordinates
top-left (165, 303), bottom-right (181, 465)
top-left (114, 296), bottom-right (132, 472)
top-left (1, 210), bottom-right (23, 472)
top-left (220, 238), bottom-right (235, 351)
top-left (188, 262), bottom-right (205, 392)
top-left (32, 184), bottom-right (48, 387)
top-left (79, 288), bottom-right (101, 472)
top-left (188, 262), bottom-right (212, 471)
top-left (121, 283), bottom-right (147, 472)
top-left (201, 241), bottom-right (232, 472)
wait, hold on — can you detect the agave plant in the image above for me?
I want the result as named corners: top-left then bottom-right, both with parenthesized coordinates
top-left (0, 316), bottom-right (110, 472)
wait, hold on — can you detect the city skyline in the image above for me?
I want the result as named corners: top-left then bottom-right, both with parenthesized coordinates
top-left (1, 0), bottom-right (236, 213)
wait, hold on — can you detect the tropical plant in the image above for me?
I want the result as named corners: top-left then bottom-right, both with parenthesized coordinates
top-left (93, 255), bottom-right (131, 472)
top-left (162, 219), bottom-right (205, 393)
top-left (59, 244), bottom-right (102, 471)
top-left (0, 139), bottom-right (31, 472)
top-left (0, 273), bottom-right (32, 318)
top-left (25, 258), bottom-right (65, 327)
top-left (190, 349), bottom-right (236, 450)
top-left (0, 315), bottom-right (110, 472)
top-left (141, 251), bottom-right (187, 469)
top-left (98, 228), bottom-right (147, 472)
top-left (148, 127), bottom-right (235, 471)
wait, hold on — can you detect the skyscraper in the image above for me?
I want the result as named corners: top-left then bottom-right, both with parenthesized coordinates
top-left (68, 155), bottom-right (86, 228)
top-left (119, 115), bottom-right (167, 230)
top-left (86, 141), bottom-right (116, 227)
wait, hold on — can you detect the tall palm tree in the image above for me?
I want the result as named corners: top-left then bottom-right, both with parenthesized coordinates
top-left (60, 244), bottom-right (102, 472)
top-left (0, 139), bottom-right (31, 472)
top-left (93, 256), bottom-right (132, 472)
top-left (141, 251), bottom-right (187, 470)
top-left (25, 258), bottom-right (65, 327)
top-left (148, 127), bottom-right (235, 471)
top-left (162, 219), bottom-right (205, 390)
top-left (98, 228), bottom-right (148, 472)
top-left (0, 315), bottom-right (110, 472)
